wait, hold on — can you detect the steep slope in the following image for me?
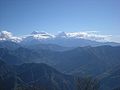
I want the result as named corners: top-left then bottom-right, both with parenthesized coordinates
top-left (0, 60), bottom-right (26, 90)
top-left (99, 65), bottom-right (120, 90)
top-left (1, 45), bottom-right (120, 77)
top-left (53, 46), bottom-right (120, 76)
top-left (15, 63), bottom-right (76, 90)
top-left (0, 60), bottom-right (99, 90)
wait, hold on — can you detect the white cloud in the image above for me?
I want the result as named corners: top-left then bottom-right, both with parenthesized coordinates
top-left (110, 35), bottom-right (120, 43)
top-left (0, 31), bottom-right (22, 42)
top-left (66, 31), bottom-right (112, 42)
top-left (0, 30), bottom-right (118, 43)
top-left (0, 31), bottom-right (12, 39)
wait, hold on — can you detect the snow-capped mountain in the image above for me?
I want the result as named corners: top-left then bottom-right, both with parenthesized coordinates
top-left (0, 31), bottom-right (22, 42)
top-left (55, 32), bottom-right (68, 38)
top-left (0, 30), bottom-right (119, 47)
top-left (30, 31), bottom-right (54, 39)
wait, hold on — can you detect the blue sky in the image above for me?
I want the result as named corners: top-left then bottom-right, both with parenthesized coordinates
top-left (0, 0), bottom-right (120, 38)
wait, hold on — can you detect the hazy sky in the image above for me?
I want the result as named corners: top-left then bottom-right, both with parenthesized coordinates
top-left (0, 0), bottom-right (120, 38)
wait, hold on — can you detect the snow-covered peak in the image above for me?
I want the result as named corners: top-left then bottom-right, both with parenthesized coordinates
top-left (24, 31), bottom-right (55, 40)
top-left (67, 32), bottom-right (87, 38)
top-left (0, 31), bottom-right (22, 42)
top-left (56, 32), bottom-right (67, 38)
top-left (66, 32), bottom-right (111, 42)
top-left (31, 31), bottom-right (48, 35)
top-left (0, 31), bottom-right (12, 39)
top-left (0, 30), bottom-right (113, 43)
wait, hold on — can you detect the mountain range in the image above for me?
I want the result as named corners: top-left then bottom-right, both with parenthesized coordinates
top-left (0, 59), bottom-right (99, 90)
top-left (0, 31), bottom-right (120, 47)
top-left (1, 41), bottom-right (120, 77)
top-left (0, 32), bottom-right (120, 90)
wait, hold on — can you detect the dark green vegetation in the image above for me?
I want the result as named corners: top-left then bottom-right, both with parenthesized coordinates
top-left (0, 41), bottom-right (120, 90)
top-left (98, 65), bottom-right (120, 90)
top-left (0, 60), bottom-right (99, 90)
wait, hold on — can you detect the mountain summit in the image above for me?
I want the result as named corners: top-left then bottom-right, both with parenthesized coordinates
top-left (0, 31), bottom-right (119, 47)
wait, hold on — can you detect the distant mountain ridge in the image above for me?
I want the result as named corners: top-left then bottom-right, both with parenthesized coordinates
top-left (0, 41), bottom-right (120, 77)
top-left (0, 31), bottom-right (120, 47)
top-left (0, 38), bottom-right (120, 90)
